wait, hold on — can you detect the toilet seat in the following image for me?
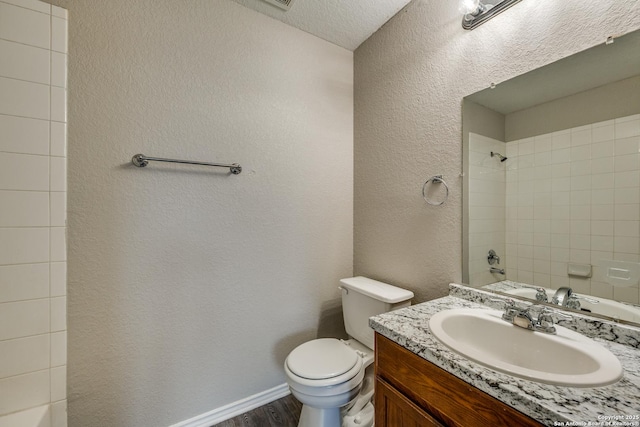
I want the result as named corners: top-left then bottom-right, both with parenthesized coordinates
top-left (287, 338), bottom-right (359, 379)
top-left (285, 339), bottom-right (363, 388)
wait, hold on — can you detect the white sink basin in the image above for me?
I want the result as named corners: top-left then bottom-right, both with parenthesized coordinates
top-left (428, 308), bottom-right (623, 387)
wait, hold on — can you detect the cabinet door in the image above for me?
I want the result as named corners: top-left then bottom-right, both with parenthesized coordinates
top-left (376, 334), bottom-right (543, 427)
top-left (375, 377), bottom-right (443, 427)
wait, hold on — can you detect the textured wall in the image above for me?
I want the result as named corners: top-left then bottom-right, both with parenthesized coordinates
top-left (354, 0), bottom-right (640, 303)
top-left (42, 0), bottom-right (353, 425)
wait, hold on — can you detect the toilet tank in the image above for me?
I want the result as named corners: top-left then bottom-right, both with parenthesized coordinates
top-left (340, 276), bottom-right (413, 350)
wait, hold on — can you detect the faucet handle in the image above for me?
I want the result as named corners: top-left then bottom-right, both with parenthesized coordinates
top-left (565, 295), bottom-right (581, 310)
top-left (533, 307), bottom-right (571, 334)
top-left (565, 294), bottom-right (600, 310)
top-left (489, 298), bottom-right (520, 322)
top-left (538, 307), bottom-right (572, 323)
top-left (487, 249), bottom-right (500, 265)
top-left (574, 294), bottom-right (600, 304)
top-left (535, 288), bottom-right (548, 303)
top-left (520, 285), bottom-right (549, 302)
top-left (527, 287), bottom-right (548, 302)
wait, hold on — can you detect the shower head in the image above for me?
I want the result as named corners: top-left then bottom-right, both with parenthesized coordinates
top-left (491, 151), bottom-right (507, 162)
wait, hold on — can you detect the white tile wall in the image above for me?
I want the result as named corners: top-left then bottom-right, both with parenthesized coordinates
top-left (0, 39), bottom-right (49, 84)
top-left (506, 114), bottom-right (640, 303)
top-left (0, 334), bottom-right (49, 378)
top-left (0, 77), bottom-right (50, 120)
top-left (0, 1), bottom-right (67, 425)
top-left (0, 264), bottom-right (49, 303)
top-left (0, 370), bottom-right (50, 415)
top-left (468, 133), bottom-right (507, 286)
top-left (50, 122), bottom-right (66, 157)
top-left (0, 299), bottom-right (50, 341)
top-left (0, 2), bottom-right (50, 49)
top-left (50, 331), bottom-right (66, 367)
top-left (0, 405), bottom-right (50, 427)
top-left (50, 401), bottom-right (65, 427)
top-left (0, 228), bottom-right (50, 265)
top-left (0, 153), bottom-right (50, 191)
top-left (0, 191), bottom-right (49, 227)
top-left (0, 115), bottom-right (49, 155)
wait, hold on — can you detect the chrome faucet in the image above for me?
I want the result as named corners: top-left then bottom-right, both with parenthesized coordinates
top-left (489, 267), bottom-right (505, 275)
top-left (536, 308), bottom-right (566, 334)
top-left (563, 293), bottom-right (600, 311)
top-left (534, 287), bottom-right (548, 303)
top-left (551, 287), bottom-right (573, 306)
top-left (521, 285), bottom-right (548, 302)
top-left (494, 299), bottom-right (569, 334)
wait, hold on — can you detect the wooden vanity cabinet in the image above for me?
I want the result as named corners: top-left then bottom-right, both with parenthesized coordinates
top-left (374, 333), bottom-right (543, 427)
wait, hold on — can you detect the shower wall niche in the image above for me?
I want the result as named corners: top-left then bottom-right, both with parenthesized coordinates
top-left (0, 0), bottom-right (68, 426)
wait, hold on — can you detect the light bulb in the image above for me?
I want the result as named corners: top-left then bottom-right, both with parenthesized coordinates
top-left (459, 0), bottom-right (480, 15)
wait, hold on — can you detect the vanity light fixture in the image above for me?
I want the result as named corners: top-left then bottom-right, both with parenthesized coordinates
top-left (460, 0), bottom-right (523, 30)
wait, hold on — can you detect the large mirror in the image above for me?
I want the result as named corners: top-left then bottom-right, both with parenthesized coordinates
top-left (462, 29), bottom-right (640, 326)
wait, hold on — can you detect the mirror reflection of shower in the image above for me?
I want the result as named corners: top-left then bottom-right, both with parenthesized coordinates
top-left (490, 151), bottom-right (507, 162)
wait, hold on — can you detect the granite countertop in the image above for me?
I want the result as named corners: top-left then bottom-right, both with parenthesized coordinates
top-left (369, 284), bottom-right (640, 427)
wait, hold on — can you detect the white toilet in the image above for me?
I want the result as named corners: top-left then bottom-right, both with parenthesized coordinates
top-left (284, 276), bottom-right (414, 427)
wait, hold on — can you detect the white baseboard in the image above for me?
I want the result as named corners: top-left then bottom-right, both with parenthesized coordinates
top-left (170, 383), bottom-right (291, 427)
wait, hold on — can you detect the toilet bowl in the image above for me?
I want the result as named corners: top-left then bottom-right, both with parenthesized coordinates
top-left (285, 338), bottom-right (372, 427)
top-left (284, 277), bottom-right (413, 427)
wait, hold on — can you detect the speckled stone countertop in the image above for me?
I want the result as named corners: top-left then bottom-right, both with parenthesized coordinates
top-left (369, 284), bottom-right (640, 426)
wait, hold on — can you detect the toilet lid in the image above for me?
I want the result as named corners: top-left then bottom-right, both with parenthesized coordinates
top-left (286, 338), bottom-right (360, 380)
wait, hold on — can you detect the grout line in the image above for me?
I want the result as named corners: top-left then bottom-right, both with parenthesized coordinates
top-left (0, 74), bottom-right (50, 88)
top-left (0, 36), bottom-right (51, 52)
top-left (0, 260), bottom-right (50, 267)
top-left (0, 296), bottom-right (54, 307)
top-left (0, 189), bottom-right (65, 194)
top-left (0, 112), bottom-right (49, 122)
top-left (0, 0), bottom-right (51, 16)
top-left (0, 331), bottom-right (51, 342)
top-left (0, 151), bottom-right (53, 158)
top-left (0, 403), bottom-right (55, 419)
top-left (0, 367), bottom-right (52, 384)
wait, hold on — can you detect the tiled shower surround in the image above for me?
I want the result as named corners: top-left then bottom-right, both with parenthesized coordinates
top-left (468, 134), bottom-right (507, 287)
top-left (0, 0), bottom-right (68, 426)
top-left (469, 114), bottom-right (640, 305)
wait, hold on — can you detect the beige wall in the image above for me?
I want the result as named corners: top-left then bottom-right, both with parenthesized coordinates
top-left (463, 100), bottom-right (505, 143)
top-left (506, 75), bottom-right (640, 141)
top-left (354, 0), bottom-right (640, 302)
top-left (42, 0), bottom-right (353, 425)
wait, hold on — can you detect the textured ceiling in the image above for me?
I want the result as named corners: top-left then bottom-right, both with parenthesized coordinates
top-left (230, 0), bottom-right (412, 51)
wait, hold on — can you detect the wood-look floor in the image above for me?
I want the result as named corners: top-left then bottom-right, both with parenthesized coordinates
top-left (212, 394), bottom-right (302, 427)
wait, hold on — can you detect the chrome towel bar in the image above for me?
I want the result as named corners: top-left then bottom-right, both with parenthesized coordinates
top-left (131, 154), bottom-right (242, 175)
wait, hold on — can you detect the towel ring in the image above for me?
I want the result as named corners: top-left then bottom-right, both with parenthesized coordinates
top-left (422, 175), bottom-right (449, 206)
